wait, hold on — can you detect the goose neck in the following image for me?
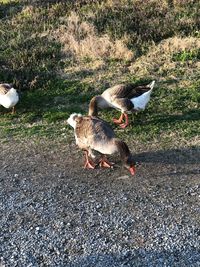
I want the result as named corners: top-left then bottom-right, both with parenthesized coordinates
top-left (88, 95), bottom-right (103, 116)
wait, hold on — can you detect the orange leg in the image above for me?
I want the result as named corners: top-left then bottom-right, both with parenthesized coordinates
top-left (83, 150), bottom-right (96, 169)
top-left (119, 113), bottom-right (129, 128)
top-left (113, 113), bottom-right (124, 124)
top-left (98, 155), bottom-right (114, 168)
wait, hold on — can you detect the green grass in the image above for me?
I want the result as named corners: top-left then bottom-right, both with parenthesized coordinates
top-left (1, 79), bottom-right (199, 144)
top-left (172, 49), bottom-right (200, 62)
top-left (0, 79), bottom-right (94, 139)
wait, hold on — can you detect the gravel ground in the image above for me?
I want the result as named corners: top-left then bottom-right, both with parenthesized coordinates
top-left (0, 138), bottom-right (200, 267)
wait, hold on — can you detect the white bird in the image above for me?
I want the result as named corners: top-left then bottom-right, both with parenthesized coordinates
top-left (89, 81), bottom-right (155, 128)
top-left (67, 113), bottom-right (136, 175)
top-left (0, 83), bottom-right (19, 113)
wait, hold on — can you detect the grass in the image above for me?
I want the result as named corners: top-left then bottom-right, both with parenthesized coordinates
top-left (172, 48), bottom-right (200, 62)
top-left (0, 0), bottom-right (199, 147)
top-left (1, 79), bottom-right (199, 146)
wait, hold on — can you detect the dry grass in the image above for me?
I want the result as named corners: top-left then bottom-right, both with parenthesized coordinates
top-left (129, 37), bottom-right (200, 86)
top-left (54, 12), bottom-right (133, 62)
top-left (59, 36), bottom-right (200, 91)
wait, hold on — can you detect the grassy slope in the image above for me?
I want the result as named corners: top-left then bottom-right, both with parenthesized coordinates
top-left (0, 0), bottom-right (199, 147)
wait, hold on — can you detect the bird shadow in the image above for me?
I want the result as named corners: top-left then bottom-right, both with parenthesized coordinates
top-left (66, 248), bottom-right (199, 267)
top-left (148, 109), bottom-right (200, 125)
top-left (134, 146), bottom-right (200, 165)
top-left (132, 146), bottom-right (200, 178)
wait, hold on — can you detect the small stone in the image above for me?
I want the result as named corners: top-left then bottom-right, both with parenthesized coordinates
top-left (117, 175), bottom-right (129, 180)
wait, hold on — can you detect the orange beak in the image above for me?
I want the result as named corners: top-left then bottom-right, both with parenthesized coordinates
top-left (129, 166), bottom-right (136, 175)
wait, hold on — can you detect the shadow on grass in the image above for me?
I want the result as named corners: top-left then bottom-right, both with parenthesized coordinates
top-left (147, 109), bottom-right (200, 126)
top-left (0, 79), bottom-right (94, 124)
top-left (0, 0), bottom-right (23, 20)
top-left (18, 79), bottom-right (93, 110)
top-left (0, 0), bottom-right (71, 20)
top-left (0, 0), bottom-right (66, 90)
top-left (0, 35), bottom-right (62, 90)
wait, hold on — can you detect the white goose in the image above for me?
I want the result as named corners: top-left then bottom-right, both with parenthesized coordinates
top-left (89, 81), bottom-right (155, 128)
top-left (67, 113), bottom-right (136, 175)
top-left (0, 83), bottom-right (19, 113)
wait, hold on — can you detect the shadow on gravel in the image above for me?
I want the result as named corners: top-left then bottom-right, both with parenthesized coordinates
top-left (68, 248), bottom-right (200, 267)
top-left (135, 146), bottom-right (200, 165)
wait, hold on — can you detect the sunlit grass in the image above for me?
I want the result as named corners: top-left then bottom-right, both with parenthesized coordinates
top-left (1, 79), bottom-right (199, 145)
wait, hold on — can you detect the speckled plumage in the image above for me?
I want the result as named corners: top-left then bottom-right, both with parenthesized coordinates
top-left (70, 115), bottom-right (117, 155)
top-left (67, 114), bottom-right (135, 173)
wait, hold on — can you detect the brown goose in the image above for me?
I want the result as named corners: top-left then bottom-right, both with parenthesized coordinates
top-left (0, 83), bottom-right (19, 113)
top-left (67, 113), bottom-right (136, 175)
top-left (89, 81), bottom-right (155, 128)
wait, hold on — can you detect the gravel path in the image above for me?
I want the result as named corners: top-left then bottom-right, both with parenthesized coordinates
top-left (0, 138), bottom-right (200, 266)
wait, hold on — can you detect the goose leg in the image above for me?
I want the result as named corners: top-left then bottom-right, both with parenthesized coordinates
top-left (12, 106), bottom-right (16, 114)
top-left (119, 113), bottom-right (129, 128)
top-left (99, 155), bottom-right (114, 168)
top-left (83, 150), bottom-right (96, 169)
top-left (113, 113), bottom-right (124, 124)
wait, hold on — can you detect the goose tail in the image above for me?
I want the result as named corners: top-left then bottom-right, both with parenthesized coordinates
top-left (148, 80), bottom-right (155, 90)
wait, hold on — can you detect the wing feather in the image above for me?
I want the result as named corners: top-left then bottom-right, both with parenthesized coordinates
top-left (0, 84), bottom-right (12, 95)
top-left (75, 116), bottom-right (115, 148)
top-left (106, 83), bottom-right (152, 99)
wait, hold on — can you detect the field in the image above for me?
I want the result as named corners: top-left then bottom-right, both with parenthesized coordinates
top-left (0, 0), bottom-right (199, 145)
top-left (0, 0), bottom-right (200, 266)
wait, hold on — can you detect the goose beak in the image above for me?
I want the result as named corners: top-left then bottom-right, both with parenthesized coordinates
top-left (129, 166), bottom-right (136, 175)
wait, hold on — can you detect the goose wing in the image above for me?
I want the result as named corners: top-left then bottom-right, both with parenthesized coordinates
top-left (75, 116), bottom-right (115, 150)
top-left (0, 84), bottom-right (12, 95)
top-left (104, 84), bottom-right (134, 99)
top-left (125, 85), bottom-right (153, 99)
top-left (106, 82), bottom-right (154, 99)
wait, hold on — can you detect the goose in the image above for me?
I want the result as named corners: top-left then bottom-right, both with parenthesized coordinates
top-left (0, 83), bottom-right (19, 113)
top-left (67, 113), bottom-right (136, 175)
top-left (89, 80), bottom-right (155, 128)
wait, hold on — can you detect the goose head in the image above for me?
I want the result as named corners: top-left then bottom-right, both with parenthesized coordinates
top-left (115, 139), bottom-right (136, 175)
top-left (67, 113), bottom-right (82, 129)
